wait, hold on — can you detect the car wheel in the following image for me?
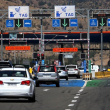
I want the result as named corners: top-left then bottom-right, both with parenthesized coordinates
top-left (36, 82), bottom-right (39, 87)
top-left (28, 91), bottom-right (35, 102)
top-left (56, 82), bottom-right (60, 87)
top-left (66, 77), bottom-right (68, 81)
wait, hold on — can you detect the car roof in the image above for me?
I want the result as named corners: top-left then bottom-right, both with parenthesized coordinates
top-left (56, 65), bottom-right (66, 67)
top-left (1, 68), bottom-right (26, 71)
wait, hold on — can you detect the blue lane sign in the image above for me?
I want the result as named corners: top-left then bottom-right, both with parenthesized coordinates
top-left (6, 20), bottom-right (14, 28)
top-left (24, 19), bottom-right (32, 27)
top-left (90, 19), bottom-right (98, 27)
top-left (107, 19), bottom-right (110, 26)
top-left (52, 19), bottom-right (60, 27)
top-left (70, 19), bottom-right (78, 27)
top-left (84, 60), bottom-right (86, 73)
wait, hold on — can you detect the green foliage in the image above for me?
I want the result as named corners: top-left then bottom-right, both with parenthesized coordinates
top-left (47, 2), bottom-right (51, 6)
top-left (38, 1), bottom-right (46, 6)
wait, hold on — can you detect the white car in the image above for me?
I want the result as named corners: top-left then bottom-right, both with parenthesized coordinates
top-left (66, 65), bottom-right (80, 78)
top-left (0, 68), bottom-right (35, 102)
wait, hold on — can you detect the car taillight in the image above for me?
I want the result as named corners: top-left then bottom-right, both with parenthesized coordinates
top-left (74, 69), bottom-right (78, 70)
top-left (21, 80), bottom-right (31, 86)
top-left (64, 70), bottom-right (67, 71)
top-left (0, 81), bottom-right (3, 85)
top-left (38, 66), bottom-right (40, 72)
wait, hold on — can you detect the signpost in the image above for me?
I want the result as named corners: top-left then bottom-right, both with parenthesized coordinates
top-left (70, 19), bottom-right (78, 27)
top-left (53, 48), bottom-right (78, 52)
top-left (24, 19), bottom-right (32, 27)
top-left (89, 60), bottom-right (91, 73)
top-left (8, 6), bottom-right (29, 19)
top-left (52, 19), bottom-right (60, 27)
top-left (6, 20), bottom-right (14, 28)
top-left (55, 5), bottom-right (75, 18)
top-left (15, 19), bottom-right (23, 27)
top-left (5, 46), bottom-right (30, 50)
top-left (61, 19), bottom-right (69, 27)
top-left (84, 60), bottom-right (86, 73)
top-left (90, 19), bottom-right (97, 27)
top-left (107, 19), bottom-right (110, 26)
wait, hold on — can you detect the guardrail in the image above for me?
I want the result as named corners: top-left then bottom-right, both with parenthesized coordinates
top-left (95, 71), bottom-right (110, 78)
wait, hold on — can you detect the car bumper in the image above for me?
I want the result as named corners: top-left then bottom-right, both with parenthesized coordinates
top-left (0, 86), bottom-right (33, 98)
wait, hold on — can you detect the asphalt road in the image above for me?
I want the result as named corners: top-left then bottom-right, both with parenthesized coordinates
top-left (1, 78), bottom-right (110, 110)
top-left (69, 78), bottom-right (110, 110)
top-left (0, 78), bottom-right (83, 110)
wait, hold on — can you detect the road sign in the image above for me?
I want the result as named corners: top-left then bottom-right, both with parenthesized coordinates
top-left (98, 18), bottom-right (106, 26)
top-left (5, 46), bottom-right (30, 50)
top-left (15, 19), bottom-right (23, 27)
top-left (24, 19), bottom-right (32, 27)
top-left (84, 60), bottom-right (86, 73)
top-left (52, 19), bottom-right (60, 27)
top-left (6, 20), bottom-right (14, 28)
top-left (93, 14), bottom-right (110, 18)
top-left (107, 19), bottom-right (110, 26)
top-left (70, 19), bottom-right (78, 27)
top-left (53, 48), bottom-right (78, 52)
top-left (9, 33), bottom-right (17, 39)
top-left (90, 19), bottom-right (98, 27)
top-left (55, 5), bottom-right (75, 18)
top-left (8, 6), bottom-right (29, 19)
top-left (89, 60), bottom-right (91, 73)
top-left (64, 54), bottom-right (73, 58)
top-left (61, 19), bottom-right (69, 27)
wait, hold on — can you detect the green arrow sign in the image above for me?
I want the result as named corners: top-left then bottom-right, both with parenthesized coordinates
top-left (62, 19), bottom-right (67, 27)
top-left (16, 19), bottom-right (21, 27)
top-left (100, 18), bottom-right (105, 26)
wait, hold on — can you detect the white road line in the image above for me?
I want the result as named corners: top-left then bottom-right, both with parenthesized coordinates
top-left (76, 94), bottom-right (80, 96)
top-left (71, 100), bottom-right (77, 102)
top-left (68, 104), bottom-right (74, 106)
top-left (65, 109), bottom-right (71, 110)
top-left (43, 89), bottom-right (49, 91)
top-left (74, 96), bottom-right (79, 99)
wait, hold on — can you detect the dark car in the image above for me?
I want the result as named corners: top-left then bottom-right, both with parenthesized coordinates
top-left (36, 65), bottom-right (60, 87)
top-left (0, 60), bottom-right (13, 69)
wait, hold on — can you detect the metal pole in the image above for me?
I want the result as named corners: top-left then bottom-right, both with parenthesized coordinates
top-left (1, 27), bottom-right (3, 61)
top-left (101, 27), bottom-right (103, 71)
top-left (40, 17), bottom-right (43, 61)
top-left (87, 9), bottom-right (90, 80)
top-left (14, 51), bottom-right (16, 64)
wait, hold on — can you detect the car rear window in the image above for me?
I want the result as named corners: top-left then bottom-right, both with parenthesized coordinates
top-left (66, 66), bottom-right (76, 68)
top-left (39, 66), bottom-right (55, 72)
top-left (0, 62), bottom-right (12, 68)
top-left (78, 68), bottom-right (84, 70)
top-left (57, 67), bottom-right (65, 70)
top-left (0, 71), bottom-right (27, 77)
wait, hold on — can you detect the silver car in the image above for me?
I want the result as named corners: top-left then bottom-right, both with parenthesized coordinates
top-left (66, 65), bottom-right (80, 78)
top-left (0, 68), bottom-right (35, 102)
top-left (78, 67), bottom-right (84, 76)
top-left (36, 65), bottom-right (60, 87)
top-left (56, 66), bottom-right (68, 80)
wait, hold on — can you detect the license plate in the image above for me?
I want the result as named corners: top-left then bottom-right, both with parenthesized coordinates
top-left (8, 84), bottom-right (17, 86)
top-left (43, 74), bottom-right (51, 77)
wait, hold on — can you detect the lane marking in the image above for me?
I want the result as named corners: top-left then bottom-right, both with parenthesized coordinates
top-left (76, 94), bottom-right (80, 96)
top-left (71, 100), bottom-right (77, 102)
top-left (65, 109), bottom-right (71, 110)
top-left (43, 89), bottom-right (49, 91)
top-left (68, 104), bottom-right (74, 106)
top-left (74, 96), bottom-right (79, 99)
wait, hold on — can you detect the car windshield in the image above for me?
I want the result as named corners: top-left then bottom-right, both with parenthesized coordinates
top-left (57, 67), bottom-right (65, 70)
top-left (39, 66), bottom-right (55, 72)
top-left (66, 66), bottom-right (76, 68)
top-left (78, 68), bottom-right (84, 70)
top-left (0, 71), bottom-right (27, 77)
